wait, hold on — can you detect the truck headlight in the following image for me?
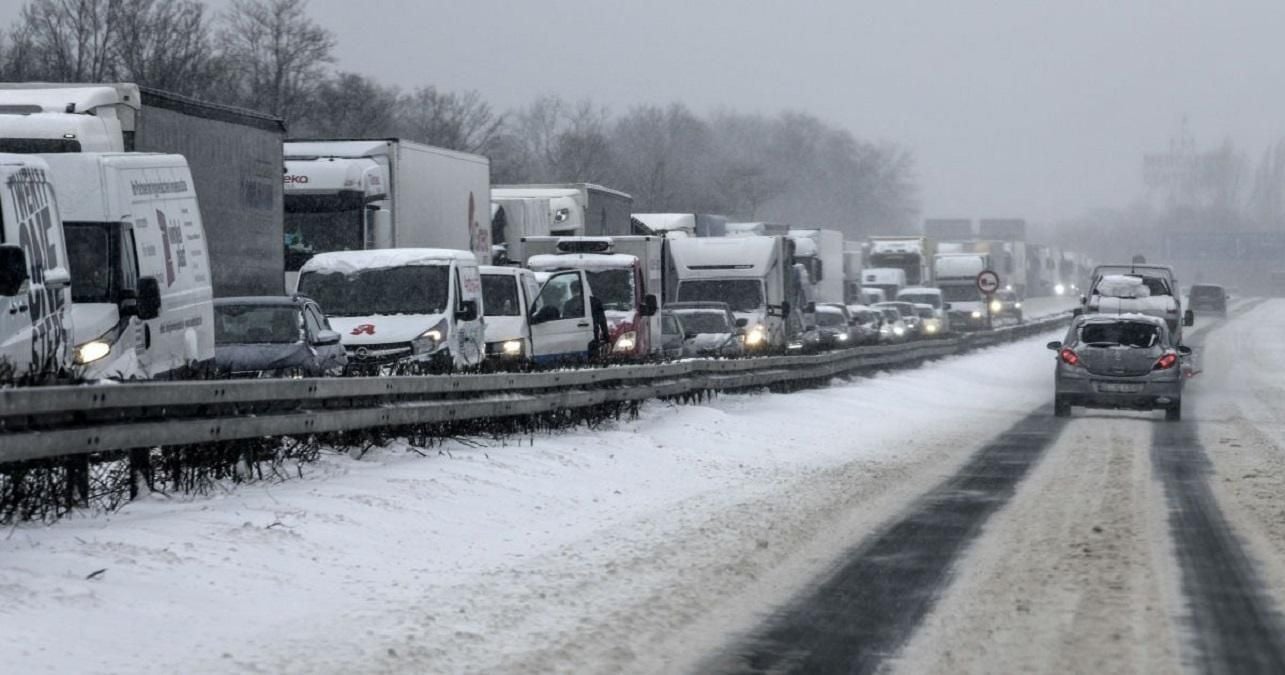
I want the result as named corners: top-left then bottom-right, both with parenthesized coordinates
top-left (612, 331), bottom-right (637, 352)
top-left (745, 325), bottom-right (766, 346)
top-left (1015, 302), bottom-right (1023, 309)
top-left (75, 339), bottom-right (112, 365)
top-left (990, 299), bottom-right (1003, 313)
top-left (501, 339), bottom-right (523, 356)
top-left (413, 320), bottom-right (447, 354)
top-left (1055, 283), bottom-right (1066, 295)
top-left (971, 310), bottom-right (983, 319)
top-left (838, 333), bottom-right (849, 342)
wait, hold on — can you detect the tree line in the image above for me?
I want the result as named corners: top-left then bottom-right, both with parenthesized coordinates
top-left (0, 0), bottom-right (919, 237)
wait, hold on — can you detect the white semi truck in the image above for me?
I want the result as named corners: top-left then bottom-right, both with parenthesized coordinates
top-left (0, 83), bottom-right (286, 297)
top-left (283, 139), bottom-right (492, 288)
top-left (867, 236), bottom-right (935, 287)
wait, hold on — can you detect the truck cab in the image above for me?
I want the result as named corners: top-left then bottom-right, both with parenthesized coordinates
top-left (0, 155), bottom-right (73, 381)
top-left (0, 84), bottom-right (140, 153)
top-left (521, 236), bottom-right (660, 359)
top-left (42, 152), bottom-right (214, 379)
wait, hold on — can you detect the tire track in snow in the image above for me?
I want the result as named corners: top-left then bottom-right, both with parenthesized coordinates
top-left (712, 409), bottom-right (1068, 674)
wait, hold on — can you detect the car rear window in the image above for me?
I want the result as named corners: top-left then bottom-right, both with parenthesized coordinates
top-left (1190, 286), bottom-right (1222, 299)
top-left (1079, 321), bottom-right (1161, 348)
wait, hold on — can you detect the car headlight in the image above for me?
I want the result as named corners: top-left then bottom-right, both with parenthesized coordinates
top-left (501, 339), bottom-right (523, 356)
top-left (971, 310), bottom-right (983, 319)
top-left (1015, 302), bottom-right (1023, 309)
top-left (413, 319), bottom-right (448, 353)
top-left (612, 331), bottom-right (637, 353)
top-left (838, 333), bottom-right (849, 341)
top-left (745, 325), bottom-right (766, 346)
top-left (924, 323), bottom-right (938, 334)
top-left (893, 325), bottom-right (905, 336)
top-left (1054, 283), bottom-right (1066, 296)
top-left (75, 339), bottom-right (112, 365)
top-left (989, 299), bottom-right (1003, 313)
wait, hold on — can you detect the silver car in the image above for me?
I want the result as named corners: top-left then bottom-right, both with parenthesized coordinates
top-left (1048, 314), bottom-right (1191, 420)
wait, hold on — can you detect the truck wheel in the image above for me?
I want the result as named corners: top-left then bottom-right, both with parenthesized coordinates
top-left (1054, 396), bottom-right (1071, 417)
top-left (1165, 401), bottom-right (1182, 422)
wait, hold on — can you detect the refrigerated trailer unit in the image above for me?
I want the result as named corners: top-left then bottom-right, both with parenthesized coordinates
top-left (283, 139), bottom-right (492, 287)
top-left (0, 83), bottom-right (285, 297)
top-left (492, 183), bottom-right (633, 241)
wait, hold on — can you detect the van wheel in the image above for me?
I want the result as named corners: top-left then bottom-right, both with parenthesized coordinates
top-left (1165, 401), bottom-right (1182, 422)
top-left (1054, 396), bottom-right (1071, 417)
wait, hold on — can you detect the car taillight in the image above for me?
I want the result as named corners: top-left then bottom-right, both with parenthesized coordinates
top-left (1059, 348), bottom-right (1079, 366)
top-left (1154, 352), bottom-right (1178, 370)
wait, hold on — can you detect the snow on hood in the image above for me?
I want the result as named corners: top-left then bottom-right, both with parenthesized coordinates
top-left (685, 332), bottom-right (734, 352)
top-left (327, 314), bottom-right (447, 345)
top-left (483, 315), bottom-right (526, 342)
top-left (300, 249), bottom-right (471, 275)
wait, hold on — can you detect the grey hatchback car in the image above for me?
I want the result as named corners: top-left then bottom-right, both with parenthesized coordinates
top-left (1048, 314), bottom-right (1191, 420)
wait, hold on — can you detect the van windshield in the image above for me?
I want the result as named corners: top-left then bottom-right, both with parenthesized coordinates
top-left (298, 265), bottom-right (450, 316)
top-left (586, 269), bottom-right (635, 311)
top-left (482, 274), bottom-right (521, 317)
top-left (65, 222), bottom-right (125, 304)
top-left (284, 192), bottom-right (366, 272)
top-left (677, 279), bottom-right (763, 312)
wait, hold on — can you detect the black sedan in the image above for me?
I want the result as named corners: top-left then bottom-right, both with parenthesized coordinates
top-left (213, 296), bottom-right (347, 377)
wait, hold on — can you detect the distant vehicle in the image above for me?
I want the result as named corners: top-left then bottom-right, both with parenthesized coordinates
top-left (862, 268), bottom-right (906, 302)
top-left (480, 265), bottom-right (544, 366)
top-left (492, 183), bottom-right (633, 241)
top-left (788, 229), bottom-right (845, 304)
top-left (934, 253), bottom-right (990, 331)
top-left (845, 304), bottom-right (882, 345)
top-left (667, 301), bottom-right (745, 358)
top-left (1187, 284), bottom-right (1228, 318)
top-left (913, 304), bottom-right (942, 337)
top-left (877, 306), bottom-right (908, 343)
top-left (0, 154), bottom-right (73, 382)
top-left (1048, 314), bottom-right (1190, 420)
top-left (0, 83), bottom-right (286, 296)
top-left (297, 248), bottom-right (485, 373)
top-left (43, 152), bottom-right (214, 380)
top-left (876, 301), bottom-right (922, 337)
top-left (283, 139), bottom-right (491, 288)
top-left (212, 296), bottom-right (345, 377)
top-left (860, 288), bottom-right (887, 305)
top-left (991, 288), bottom-right (1024, 323)
top-left (658, 310), bottom-right (686, 359)
top-left (1085, 265), bottom-right (1192, 343)
top-left (667, 235), bottom-right (795, 353)
top-left (631, 213), bottom-right (728, 238)
top-left (898, 286), bottom-right (951, 335)
top-left (868, 236), bottom-right (934, 286)
top-left (814, 303), bottom-right (858, 348)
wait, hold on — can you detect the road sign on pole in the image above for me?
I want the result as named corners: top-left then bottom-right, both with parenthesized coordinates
top-left (976, 270), bottom-right (1000, 294)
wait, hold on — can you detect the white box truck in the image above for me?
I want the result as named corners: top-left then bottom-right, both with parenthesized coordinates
top-left (284, 139), bottom-right (492, 288)
top-left (935, 253), bottom-right (990, 330)
top-left (490, 195), bottom-right (553, 263)
top-left (0, 154), bottom-right (73, 381)
top-left (868, 236), bottom-right (935, 287)
top-left (0, 83), bottom-right (286, 297)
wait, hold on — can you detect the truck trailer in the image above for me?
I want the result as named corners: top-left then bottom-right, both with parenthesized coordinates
top-left (868, 236), bottom-right (935, 287)
top-left (492, 184), bottom-right (633, 241)
top-left (283, 139), bottom-right (491, 288)
top-left (0, 83), bottom-right (285, 297)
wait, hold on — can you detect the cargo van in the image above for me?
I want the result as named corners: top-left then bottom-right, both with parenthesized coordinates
top-left (480, 264), bottom-right (541, 363)
top-left (480, 263), bottom-right (599, 367)
top-left (0, 154), bottom-right (73, 381)
top-left (297, 249), bottom-right (486, 372)
top-left (41, 153), bottom-right (214, 379)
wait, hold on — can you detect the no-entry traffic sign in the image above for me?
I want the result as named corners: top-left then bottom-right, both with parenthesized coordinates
top-left (976, 270), bottom-right (1000, 294)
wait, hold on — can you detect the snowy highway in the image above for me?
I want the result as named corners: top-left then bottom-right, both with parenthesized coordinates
top-left (4, 298), bottom-right (1285, 674)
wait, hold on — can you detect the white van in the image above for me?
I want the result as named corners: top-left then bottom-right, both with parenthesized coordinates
top-left (480, 265), bottom-right (540, 363)
top-left (0, 154), bottom-right (74, 380)
top-left (480, 263), bottom-right (599, 367)
top-left (297, 249), bottom-right (486, 372)
top-left (41, 153), bottom-right (214, 379)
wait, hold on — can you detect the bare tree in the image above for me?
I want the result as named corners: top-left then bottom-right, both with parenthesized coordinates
top-left (111, 0), bottom-right (214, 95)
top-left (290, 71), bottom-right (400, 138)
top-left (216, 0), bottom-right (335, 122)
top-left (610, 103), bottom-right (714, 211)
top-left (8, 0), bottom-right (119, 82)
top-left (395, 86), bottom-right (504, 154)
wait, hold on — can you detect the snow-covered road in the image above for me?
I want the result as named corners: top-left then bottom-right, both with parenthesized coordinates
top-left (0, 328), bottom-right (1063, 674)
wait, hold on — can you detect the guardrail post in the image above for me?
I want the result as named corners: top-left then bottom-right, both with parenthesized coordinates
top-left (129, 448), bottom-right (152, 500)
top-left (64, 455), bottom-right (89, 508)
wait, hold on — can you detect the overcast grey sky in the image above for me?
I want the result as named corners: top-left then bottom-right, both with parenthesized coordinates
top-left (7, 0), bottom-right (1285, 224)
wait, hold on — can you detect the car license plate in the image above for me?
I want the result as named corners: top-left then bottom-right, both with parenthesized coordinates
top-left (1097, 382), bottom-right (1143, 394)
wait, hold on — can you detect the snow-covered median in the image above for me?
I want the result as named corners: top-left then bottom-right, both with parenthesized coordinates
top-left (0, 332), bottom-right (1060, 674)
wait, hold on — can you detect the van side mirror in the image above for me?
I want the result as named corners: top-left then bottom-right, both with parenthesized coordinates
top-left (0, 245), bottom-right (29, 296)
top-left (137, 277), bottom-right (162, 320)
top-left (943, 302), bottom-right (952, 310)
top-left (1182, 309), bottom-right (1194, 327)
top-left (456, 299), bottom-right (479, 322)
top-left (1046, 340), bottom-right (1062, 351)
top-left (641, 294), bottom-right (658, 317)
top-left (313, 329), bottom-right (341, 346)
top-left (735, 317), bottom-right (748, 328)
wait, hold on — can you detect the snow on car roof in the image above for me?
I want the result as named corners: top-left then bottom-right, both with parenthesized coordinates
top-left (300, 248), bottom-right (474, 274)
top-left (899, 287), bottom-right (942, 295)
top-left (526, 253), bottom-right (636, 271)
top-left (1077, 312), bottom-right (1166, 325)
top-left (1095, 274), bottom-right (1151, 298)
top-left (816, 304), bottom-right (845, 314)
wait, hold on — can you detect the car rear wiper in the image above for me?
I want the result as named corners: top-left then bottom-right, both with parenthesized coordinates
top-left (1083, 341), bottom-right (1119, 347)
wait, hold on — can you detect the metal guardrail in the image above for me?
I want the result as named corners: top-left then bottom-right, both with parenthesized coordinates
top-left (0, 315), bottom-right (1069, 464)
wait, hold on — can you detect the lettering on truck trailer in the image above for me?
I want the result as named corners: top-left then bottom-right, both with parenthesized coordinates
top-left (283, 175), bottom-right (309, 185)
top-left (7, 167), bottom-right (67, 372)
top-left (130, 180), bottom-right (190, 197)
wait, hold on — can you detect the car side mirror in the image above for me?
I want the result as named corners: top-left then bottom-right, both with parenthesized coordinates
top-left (313, 329), bottom-right (341, 346)
top-left (1080, 294), bottom-right (1087, 305)
top-left (1182, 309), bottom-right (1194, 327)
top-left (456, 299), bottom-right (479, 322)
top-left (137, 277), bottom-right (162, 320)
top-left (943, 302), bottom-right (952, 310)
top-left (735, 317), bottom-right (748, 328)
top-left (684, 331), bottom-right (697, 340)
top-left (640, 294), bottom-right (658, 317)
top-left (1177, 345), bottom-right (1193, 356)
top-left (805, 302), bottom-right (817, 314)
top-left (530, 305), bottom-right (559, 325)
top-left (0, 244), bottom-right (30, 296)
top-left (1046, 340), bottom-right (1062, 351)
